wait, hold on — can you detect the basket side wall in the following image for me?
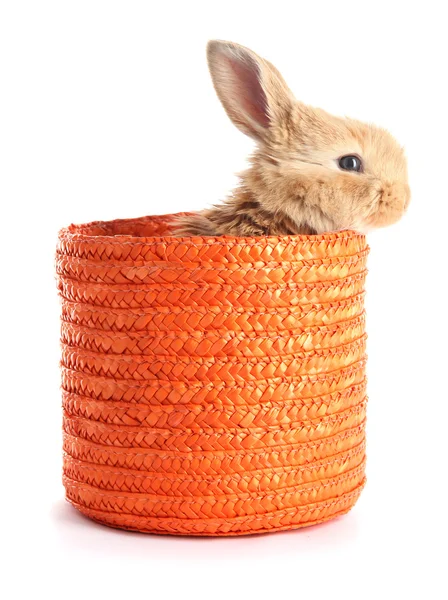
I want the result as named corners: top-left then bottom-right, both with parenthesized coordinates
top-left (57, 215), bottom-right (368, 536)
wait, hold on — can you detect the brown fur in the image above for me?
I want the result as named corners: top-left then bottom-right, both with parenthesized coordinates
top-left (172, 40), bottom-right (410, 237)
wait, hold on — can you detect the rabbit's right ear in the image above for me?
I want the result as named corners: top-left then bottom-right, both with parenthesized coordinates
top-left (207, 40), bottom-right (295, 143)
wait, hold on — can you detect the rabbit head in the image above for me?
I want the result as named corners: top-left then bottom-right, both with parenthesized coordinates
top-left (196, 40), bottom-right (410, 235)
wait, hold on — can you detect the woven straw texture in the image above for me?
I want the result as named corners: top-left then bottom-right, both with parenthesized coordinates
top-left (56, 213), bottom-right (369, 536)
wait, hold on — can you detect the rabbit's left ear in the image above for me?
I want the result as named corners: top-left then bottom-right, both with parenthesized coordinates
top-left (207, 40), bottom-right (295, 143)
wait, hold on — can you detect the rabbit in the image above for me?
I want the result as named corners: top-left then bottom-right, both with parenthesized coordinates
top-left (171, 40), bottom-right (410, 237)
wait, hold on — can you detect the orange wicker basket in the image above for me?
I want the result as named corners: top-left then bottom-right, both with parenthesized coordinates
top-left (56, 213), bottom-right (369, 536)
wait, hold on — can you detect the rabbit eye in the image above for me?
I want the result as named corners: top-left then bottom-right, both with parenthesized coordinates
top-left (338, 155), bottom-right (363, 172)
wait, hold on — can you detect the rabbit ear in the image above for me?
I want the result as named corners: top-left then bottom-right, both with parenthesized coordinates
top-left (207, 40), bottom-right (295, 142)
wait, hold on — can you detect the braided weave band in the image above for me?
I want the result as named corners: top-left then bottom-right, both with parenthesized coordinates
top-left (56, 213), bottom-right (369, 536)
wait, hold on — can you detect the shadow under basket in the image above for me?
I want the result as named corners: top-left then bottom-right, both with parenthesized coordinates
top-left (56, 213), bottom-right (369, 536)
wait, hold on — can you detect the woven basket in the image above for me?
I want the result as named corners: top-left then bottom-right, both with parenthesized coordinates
top-left (56, 213), bottom-right (369, 536)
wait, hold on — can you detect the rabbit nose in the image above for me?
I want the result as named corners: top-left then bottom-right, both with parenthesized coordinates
top-left (381, 182), bottom-right (409, 211)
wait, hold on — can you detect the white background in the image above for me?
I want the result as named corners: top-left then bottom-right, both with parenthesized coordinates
top-left (1, 1), bottom-right (447, 598)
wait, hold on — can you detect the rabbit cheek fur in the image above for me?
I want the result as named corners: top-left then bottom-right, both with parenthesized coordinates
top-left (171, 41), bottom-right (410, 237)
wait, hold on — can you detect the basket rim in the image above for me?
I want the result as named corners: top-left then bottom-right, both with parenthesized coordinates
top-left (58, 212), bottom-right (367, 246)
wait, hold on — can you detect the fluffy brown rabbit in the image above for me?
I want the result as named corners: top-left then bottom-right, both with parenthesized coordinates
top-left (171, 40), bottom-right (410, 237)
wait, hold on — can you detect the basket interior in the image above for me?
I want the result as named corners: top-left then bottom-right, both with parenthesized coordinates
top-left (66, 214), bottom-right (184, 239)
